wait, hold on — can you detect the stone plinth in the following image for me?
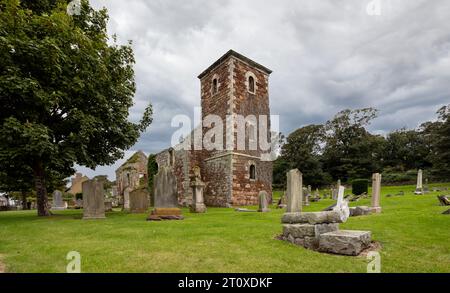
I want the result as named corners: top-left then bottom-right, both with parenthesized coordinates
top-left (318, 230), bottom-right (371, 256)
top-left (190, 167), bottom-right (206, 213)
top-left (282, 211), bottom-right (345, 225)
top-left (82, 179), bottom-right (105, 220)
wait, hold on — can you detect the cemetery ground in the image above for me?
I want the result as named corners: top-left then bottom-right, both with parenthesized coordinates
top-left (0, 184), bottom-right (449, 273)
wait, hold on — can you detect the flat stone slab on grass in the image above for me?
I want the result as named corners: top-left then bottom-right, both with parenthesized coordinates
top-left (319, 230), bottom-right (371, 256)
top-left (349, 206), bottom-right (371, 217)
top-left (147, 208), bottom-right (184, 221)
top-left (282, 211), bottom-right (344, 224)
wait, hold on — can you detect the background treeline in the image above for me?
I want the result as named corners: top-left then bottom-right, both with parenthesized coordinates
top-left (273, 105), bottom-right (450, 189)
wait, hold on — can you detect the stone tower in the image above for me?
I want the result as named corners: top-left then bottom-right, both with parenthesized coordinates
top-left (197, 50), bottom-right (273, 206)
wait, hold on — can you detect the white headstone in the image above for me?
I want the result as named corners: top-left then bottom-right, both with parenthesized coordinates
top-left (333, 186), bottom-right (349, 223)
top-left (415, 169), bottom-right (423, 194)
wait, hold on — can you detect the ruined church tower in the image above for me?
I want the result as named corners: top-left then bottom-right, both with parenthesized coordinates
top-left (197, 50), bottom-right (273, 206)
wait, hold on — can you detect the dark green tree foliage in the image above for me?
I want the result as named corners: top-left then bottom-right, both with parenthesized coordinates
top-left (272, 156), bottom-right (290, 189)
top-left (322, 108), bottom-right (381, 182)
top-left (0, 0), bottom-right (152, 216)
top-left (280, 124), bottom-right (329, 187)
top-left (432, 105), bottom-right (450, 179)
top-left (352, 179), bottom-right (368, 195)
top-left (19, 0), bottom-right (69, 14)
top-left (383, 129), bottom-right (431, 170)
top-left (0, 163), bottom-right (34, 210)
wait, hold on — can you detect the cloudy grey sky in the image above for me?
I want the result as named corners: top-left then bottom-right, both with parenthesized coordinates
top-left (76, 0), bottom-right (450, 180)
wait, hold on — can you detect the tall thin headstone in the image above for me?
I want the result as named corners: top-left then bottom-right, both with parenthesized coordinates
top-left (286, 169), bottom-right (302, 213)
top-left (332, 180), bottom-right (341, 200)
top-left (415, 169), bottom-right (423, 195)
top-left (258, 191), bottom-right (270, 212)
top-left (371, 173), bottom-right (382, 213)
top-left (333, 185), bottom-right (349, 222)
top-left (51, 190), bottom-right (65, 211)
top-left (82, 179), bottom-right (105, 219)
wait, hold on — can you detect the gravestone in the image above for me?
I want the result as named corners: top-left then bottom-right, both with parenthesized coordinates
top-left (147, 166), bottom-right (183, 221)
top-left (123, 187), bottom-right (131, 211)
top-left (82, 179), bottom-right (105, 219)
top-left (310, 188), bottom-right (321, 202)
top-left (75, 199), bottom-right (83, 209)
top-left (303, 185), bottom-right (311, 206)
top-left (415, 169), bottom-right (423, 194)
top-left (104, 201), bottom-right (113, 212)
top-left (371, 173), bottom-right (382, 213)
top-left (258, 191), bottom-right (270, 212)
top-left (277, 193), bottom-right (287, 209)
top-left (129, 188), bottom-right (149, 213)
top-left (51, 190), bottom-right (65, 210)
top-left (332, 180), bottom-right (341, 200)
top-left (423, 178), bottom-right (430, 194)
top-left (190, 166), bottom-right (206, 213)
top-left (333, 186), bottom-right (350, 223)
top-left (286, 169), bottom-right (302, 213)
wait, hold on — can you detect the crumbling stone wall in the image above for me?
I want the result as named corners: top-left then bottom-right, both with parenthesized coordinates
top-left (115, 151), bottom-right (148, 203)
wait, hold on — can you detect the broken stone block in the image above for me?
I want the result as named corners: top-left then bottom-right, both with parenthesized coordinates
top-left (282, 224), bottom-right (316, 238)
top-left (349, 206), bottom-right (371, 217)
top-left (313, 223), bottom-right (339, 238)
top-left (282, 211), bottom-right (344, 225)
top-left (303, 236), bottom-right (318, 250)
top-left (318, 230), bottom-right (371, 256)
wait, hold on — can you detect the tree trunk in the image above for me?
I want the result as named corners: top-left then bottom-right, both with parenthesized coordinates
top-left (33, 161), bottom-right (51, 216)
top-left (21, 190), bottom-right (28, 210)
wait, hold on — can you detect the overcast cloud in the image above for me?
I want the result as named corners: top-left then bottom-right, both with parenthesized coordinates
top-left (76, 0), bottom-right (450, 180)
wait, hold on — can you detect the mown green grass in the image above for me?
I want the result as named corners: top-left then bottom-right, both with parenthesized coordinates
top-left (0, 183), bottom-right (449, 273)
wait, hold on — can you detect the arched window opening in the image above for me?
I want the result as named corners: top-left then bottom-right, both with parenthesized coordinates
top-left (212, 78), bottom-right (218, 95)
top-left (248, 76), bottom-right (255, 93)
top-left (249, 164), bottom-right (256, 180)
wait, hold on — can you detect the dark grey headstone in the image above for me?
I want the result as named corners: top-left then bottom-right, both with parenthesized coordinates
top-left (82, 179), bottom-right (105, 219)
top-left (153, 166), bottom-right (178, 208)
top-left (129, 188), bottom-right (149, 213)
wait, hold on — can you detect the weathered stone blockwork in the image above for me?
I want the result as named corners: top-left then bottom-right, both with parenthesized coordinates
top-left (154, 50), bottom-right (273, 207)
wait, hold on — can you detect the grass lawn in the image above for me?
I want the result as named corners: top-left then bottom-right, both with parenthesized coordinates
top-left (0, 183), bottom-right (449, 273)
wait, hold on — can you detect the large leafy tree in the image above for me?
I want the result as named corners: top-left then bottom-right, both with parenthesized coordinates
top-left (431, 105), bottom-right (450, 179)
top-left (321, 108), bottom-right (382, 182)
top-left (0, 0), bottom-right (153, 216)
top-left (383, 128), bottom-right (432, 171)
top-left (280, 124), bottom-right (329, 187)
